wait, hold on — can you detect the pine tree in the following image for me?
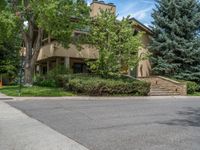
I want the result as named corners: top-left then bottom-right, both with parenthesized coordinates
top-left (150, 0), bottom-right (200, 81)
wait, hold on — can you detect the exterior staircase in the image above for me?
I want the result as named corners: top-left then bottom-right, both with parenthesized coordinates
top-left (150, 85), bottom-right (180, 96)
top-left (139, 76), bottom-right (187, 96)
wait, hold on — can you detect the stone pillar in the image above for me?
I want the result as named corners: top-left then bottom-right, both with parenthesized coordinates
top-left (64, 57), bottom-right (70, 69)
top-left (47, 60), bottom-right (50, 73)
top-left (48, 34), bottom-right (51, 43)
top-left (38, 65), bottom-right (42, 75)
top-left (56, 58), bottom-right (60, 67)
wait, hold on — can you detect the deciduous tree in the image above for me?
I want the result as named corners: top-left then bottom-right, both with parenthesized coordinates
top-left (0, 0), bottom-right (89, 85)
top-left (0, 2), bottom-right (20, 78)
top-left (88, 10), bottom-right (141, 77)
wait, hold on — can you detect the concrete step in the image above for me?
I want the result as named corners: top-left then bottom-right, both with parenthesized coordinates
top-left (149, 87), bottom-right (180, 96)
top-left (151, 86), bottom-right (168, 89)
top-left (150, 88), bottom-right (175, 91)
top-left (150, 91), bottom-right (180, 95)
top-left (150, 89), bottom-right (173, 92)
top-left (150, 91), bottom-right (180, 94)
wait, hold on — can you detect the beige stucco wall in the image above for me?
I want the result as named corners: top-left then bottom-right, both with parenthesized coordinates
top-left (37, 34), bottom-right (152, 77)
top-left (37, 42), bottom-right (98, 61)
top-left (137, 33), bottom-right (152, 77)
top-left (90, 2), bottom-right (116, 17)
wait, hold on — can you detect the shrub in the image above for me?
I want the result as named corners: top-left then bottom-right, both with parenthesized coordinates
top-left (67, 76), bottom-right (150, 96)
top-left (55, 74), bottom-right (73, 87)
top-left (34, 75), bottom-right (57, 87)
top-left (47, 66), bottom-right (72, 79)
top-left (186, 81), bottom-right (199, 94)
top-left (34, 66), bottom-right (72, 87)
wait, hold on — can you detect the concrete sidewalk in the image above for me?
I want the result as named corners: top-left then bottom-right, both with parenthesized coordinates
top-left (0, 92), bottom-right (13, 100)
top-left (0, 101), bottom-right (89, 150)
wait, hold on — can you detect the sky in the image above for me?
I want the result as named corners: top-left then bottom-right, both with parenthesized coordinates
top-left (87, 0), bottom-right (156, 27)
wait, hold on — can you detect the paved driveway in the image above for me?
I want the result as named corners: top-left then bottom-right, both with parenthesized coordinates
top-left (7, 97), bottom-right (200, 150)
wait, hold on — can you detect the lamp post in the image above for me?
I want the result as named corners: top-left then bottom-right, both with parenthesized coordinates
top-left (0, 74), bottom-right (2, 88)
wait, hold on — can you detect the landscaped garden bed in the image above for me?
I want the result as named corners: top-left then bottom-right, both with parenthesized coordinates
top-left (34, 74), bottom-right (151, 96)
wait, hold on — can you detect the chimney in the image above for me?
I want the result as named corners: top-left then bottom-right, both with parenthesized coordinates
top-left (90, 0), bottom-right (116, 17)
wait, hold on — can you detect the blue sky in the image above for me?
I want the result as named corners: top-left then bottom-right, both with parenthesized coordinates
top-left (87, 0), bottom-right (156, 27)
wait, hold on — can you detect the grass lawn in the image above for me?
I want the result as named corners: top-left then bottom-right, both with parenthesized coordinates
top-left (0, 86), bottom-right (75, 97)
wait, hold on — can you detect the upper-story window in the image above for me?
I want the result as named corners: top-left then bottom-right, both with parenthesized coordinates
top-left (133, 29), bottom-right (139, 36)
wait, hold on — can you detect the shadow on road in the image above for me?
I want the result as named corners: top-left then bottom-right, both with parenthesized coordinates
top-left (160, 107), bottom-right (200, 127)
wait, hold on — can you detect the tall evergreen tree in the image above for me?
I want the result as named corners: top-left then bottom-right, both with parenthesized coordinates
top-left (150, 0), bottom-right (200, 81)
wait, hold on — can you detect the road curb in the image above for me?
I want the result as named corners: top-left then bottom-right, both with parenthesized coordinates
top-left (0, 92), bottom-right (14, 100)
top-left (10, 96), bottom-right (200, 101)
top-left (0, 97), bottom-right (14, 100)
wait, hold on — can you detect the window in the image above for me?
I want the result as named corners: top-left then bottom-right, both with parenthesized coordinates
top-left (73, 63), bottom-right (88, 73)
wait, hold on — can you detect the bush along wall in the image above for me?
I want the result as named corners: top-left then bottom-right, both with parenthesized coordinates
top-left (185, 81), bottom-right (200, 94)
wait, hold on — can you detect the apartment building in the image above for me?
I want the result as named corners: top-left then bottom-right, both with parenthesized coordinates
top-left (36, 0), bottom-right (152, 77)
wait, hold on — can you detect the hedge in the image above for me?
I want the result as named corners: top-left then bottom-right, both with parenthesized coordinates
top-left (61, 75), bottom-right (150, 96)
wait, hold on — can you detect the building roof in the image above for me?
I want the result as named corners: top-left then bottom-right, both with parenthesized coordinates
top-left (130, 17), bottom-right (153, 35)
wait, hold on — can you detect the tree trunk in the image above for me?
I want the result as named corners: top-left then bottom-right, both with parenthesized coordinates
top-left (24, 65), bottom-right (33, 86)
top-left (24, 42), bottom-right (34, 86)
top-left (24, 29), bottom-right (43, 86)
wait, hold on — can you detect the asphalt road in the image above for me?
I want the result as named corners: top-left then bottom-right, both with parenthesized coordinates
top-left (8, 97), bottom-right (200, 150)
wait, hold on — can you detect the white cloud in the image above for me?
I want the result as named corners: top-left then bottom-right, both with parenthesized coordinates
top-left (131, 6), bottom-right (153, 20)
top-left (117, 2), bottom-right (137, 20)
top-left (144, 23), bottom-right (151, 27)
top-left (86, 0), bottom-right (92, 6)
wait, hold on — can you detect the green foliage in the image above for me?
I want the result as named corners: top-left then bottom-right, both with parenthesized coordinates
top-left (186, 81), bottom-right (199, 94)
top-left (34, 66), bottom-right (71, 87)
top-left (0, 0), bottom-right (6, 10)
top-left (150, 0), bottom-right (200, 81)
top-left (30, 0), bottom-right (90, 47)
top-left (34, 74), bottom-right (57, 87)
top-left (54, 74), bottom-right (150, 96)
top-left (88, 10), bottom-right (141, 76)
top-left (47, 66), bottom-right (72, 79)
top-left (0, 8), bottom-right (21, 76)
